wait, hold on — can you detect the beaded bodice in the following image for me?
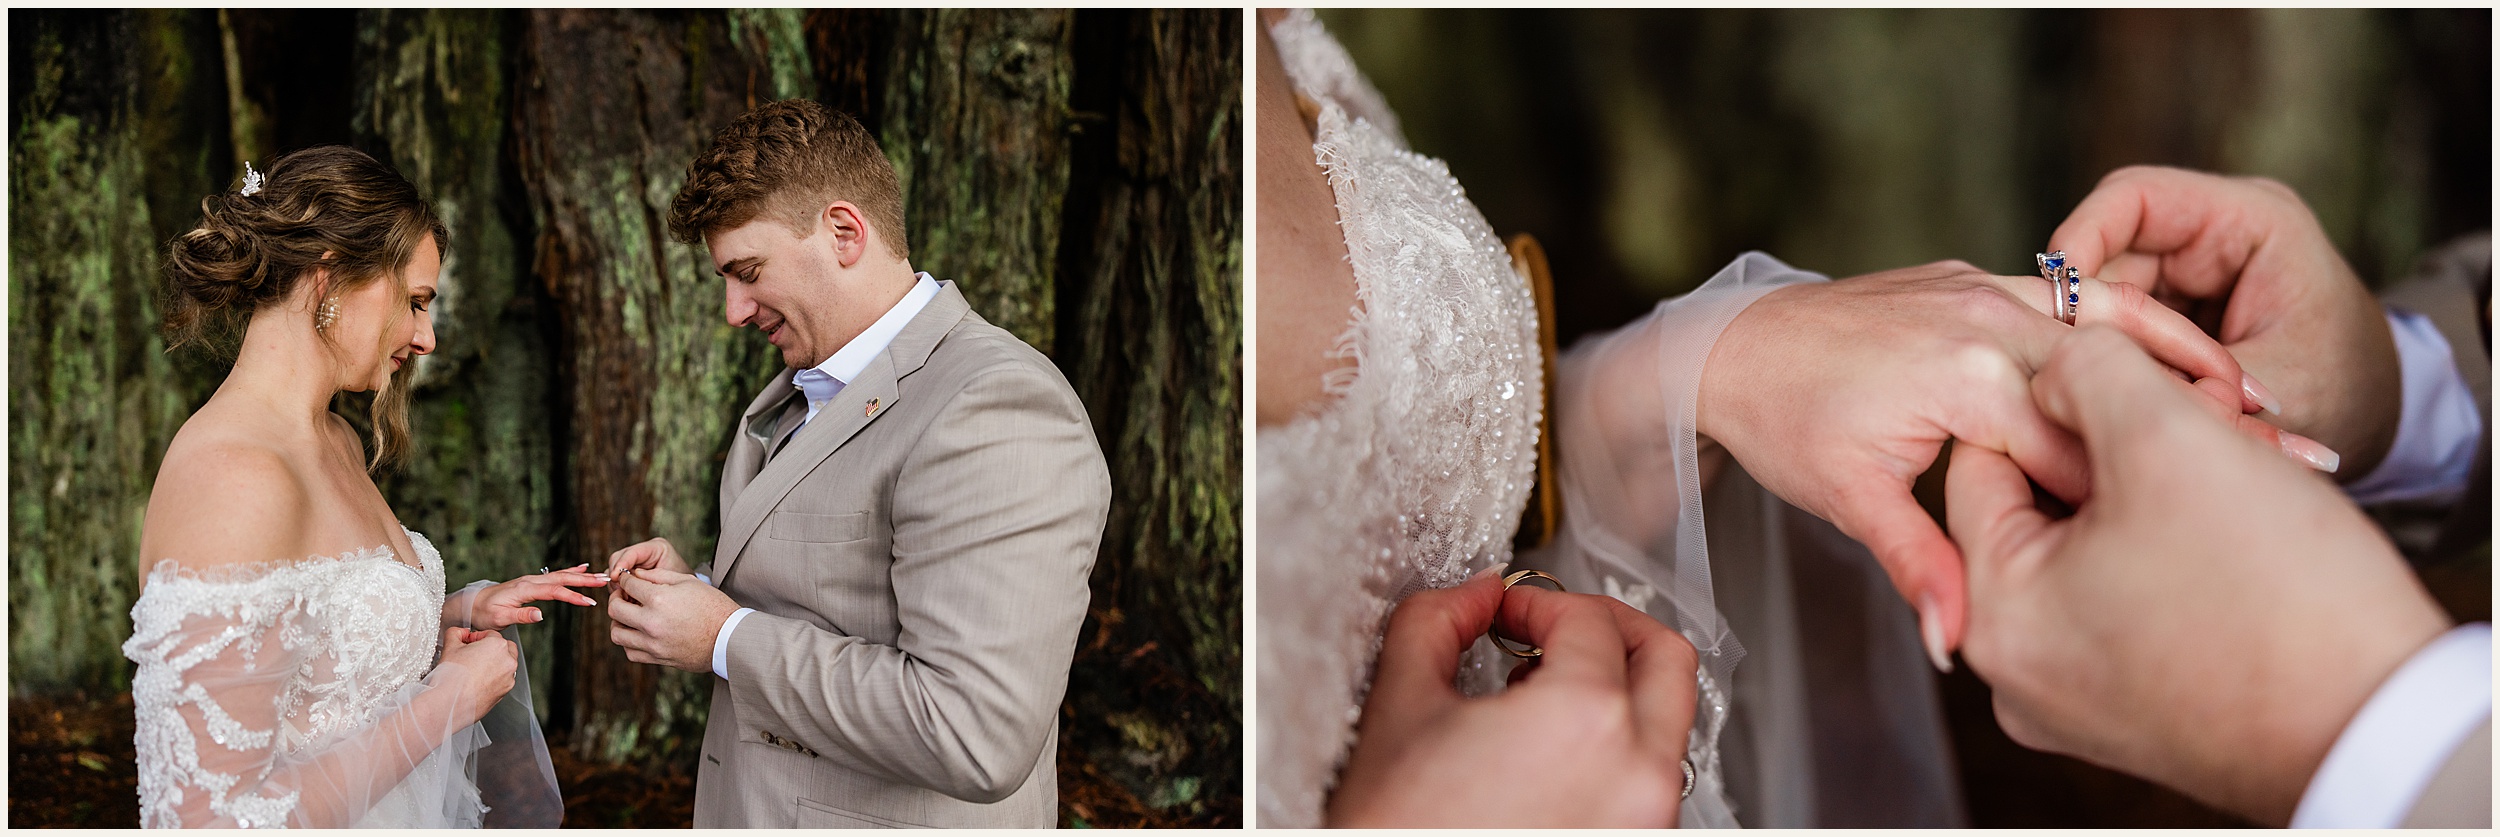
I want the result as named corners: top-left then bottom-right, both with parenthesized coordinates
top-left (1256, 9), bottom-right (1545, 828)
top-left (123, 529), bottom-right (447, 828)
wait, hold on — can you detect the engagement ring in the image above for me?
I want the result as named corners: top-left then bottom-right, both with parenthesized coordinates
top-left (2036, 251), bottom-right (2081, 326)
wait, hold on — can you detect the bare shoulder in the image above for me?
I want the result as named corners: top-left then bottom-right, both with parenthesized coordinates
top-left (142, 417), bottom-right (315, 574)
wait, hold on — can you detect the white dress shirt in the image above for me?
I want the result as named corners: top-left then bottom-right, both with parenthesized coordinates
top-left (706, 273), bottom-right (943, 680)
top-left (2293, 624), bottom-right (2492, 828)
top-left (2343, 307), bottom-right (2482, 505)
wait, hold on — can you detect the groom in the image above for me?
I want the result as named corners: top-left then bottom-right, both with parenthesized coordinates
top-left (602, 99), bottom-right (1111, 828)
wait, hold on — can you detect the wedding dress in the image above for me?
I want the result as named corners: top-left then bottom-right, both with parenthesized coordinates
top-left (123, 528), bottom-right (561, 828)
top-left (1257, 9), bottom-right (1962, 827)
top-left (1255, 9), bottom-right (1544, 827)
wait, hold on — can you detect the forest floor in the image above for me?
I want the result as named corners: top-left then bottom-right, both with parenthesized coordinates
top-left (7, 690), bottom-right (1203, 828)
top-left (5, 690), bottom-right (699, 828)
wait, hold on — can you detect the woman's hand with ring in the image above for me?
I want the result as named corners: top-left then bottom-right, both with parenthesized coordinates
top-left (1697, 259), bottom-right (2311, 671)
top-left (463, 564), bottom-right (608, 631)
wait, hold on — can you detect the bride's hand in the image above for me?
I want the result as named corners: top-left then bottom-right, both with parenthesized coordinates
top-left (466, 565), bottom-right (607, 631)
top-left (1328, 569), bottom-right (1697, 827)
top-left (1698, 259), bottom-right (2305, 670)
top-left (604, 537), bottom-right (692, 582)
top-left (435, 627), bottom-right (520, 727)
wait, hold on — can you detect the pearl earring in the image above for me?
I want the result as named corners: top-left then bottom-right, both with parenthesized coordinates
top-left (316, 296), bottom-right (339, 331)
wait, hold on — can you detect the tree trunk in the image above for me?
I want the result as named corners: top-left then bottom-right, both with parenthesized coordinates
top-left (510, 8), bottom-right (809, 767)
top-left (880, 9), bottom-right (1074, 350)
top-left (350, 8), bottom-right (565, 719)
top-left (1050, 10), bottom-right (1242, 825)
top-left (7, 10), bottom-right (224, 693)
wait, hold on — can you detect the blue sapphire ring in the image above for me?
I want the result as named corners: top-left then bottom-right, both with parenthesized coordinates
top-left (2036, 250), bottom-right (2066, 282)
top-left (2037, 252), bottom-right (2081, 325)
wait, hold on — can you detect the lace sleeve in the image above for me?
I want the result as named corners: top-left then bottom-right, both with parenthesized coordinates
top-left (123, 567), bottom-right (490, 829)
top-left (1523, 252), bottom-right (1828, 828)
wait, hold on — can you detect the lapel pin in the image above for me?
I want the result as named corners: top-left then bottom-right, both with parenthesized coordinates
top-left (865, 397), bottom-right (880, 417)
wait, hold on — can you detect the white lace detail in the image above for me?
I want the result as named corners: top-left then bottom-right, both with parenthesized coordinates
top-left (1264, 9), bottom-right (1406, 148)
top-left (1257, 10), bottom-right (1544, 826)
top-left (124, 530), bottom-right (447, 829)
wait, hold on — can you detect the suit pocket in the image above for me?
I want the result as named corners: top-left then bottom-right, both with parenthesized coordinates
top-left (767, 510), bottom-right (871, 544)
top-left (796, 796), bottom-right (924, 828)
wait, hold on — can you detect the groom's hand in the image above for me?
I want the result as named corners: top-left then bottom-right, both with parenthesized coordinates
top-left (608, 568), bottom-right (739, 672)
top-left (2049, 165), bottom-right (2401, 477)
top-left (1945, 326), bottom-right (2446, 825)
top-left (605, 536), bottom-right (692, 578)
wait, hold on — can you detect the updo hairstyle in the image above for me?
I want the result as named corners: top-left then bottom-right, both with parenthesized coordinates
top-left (163, 145), bottom-right (447, 470)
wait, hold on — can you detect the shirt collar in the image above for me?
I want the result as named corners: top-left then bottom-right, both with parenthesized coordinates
top-left (799, 272), bottom-right (941, 389)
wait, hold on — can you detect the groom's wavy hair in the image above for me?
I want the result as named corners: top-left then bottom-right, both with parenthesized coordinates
top-left (162, 145), bottom-right (447, 472)
top-left (668, 99), bottom-right (909, 259)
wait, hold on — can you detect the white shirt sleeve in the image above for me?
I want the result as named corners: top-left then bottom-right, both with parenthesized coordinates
top-left (2291, 623), bottom-right (2493, 828)
top-left (2343, 308), bottom-right (2483, 505)
top-left (712, 607), bottom-right (756, 680)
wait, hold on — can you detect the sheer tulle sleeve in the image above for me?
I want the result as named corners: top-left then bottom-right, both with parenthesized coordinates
top-left (123, 569), bottom-right (483, 828)
top-left (1520, 251), bottom-right (1828, 828)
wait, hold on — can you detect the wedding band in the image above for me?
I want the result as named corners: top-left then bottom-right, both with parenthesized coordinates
top-left (1487, 569), bottom-right (1566, 659)
top-left (2057, 266), bottom-right (2081, 326)
top-left (1681, 758), bottom-right (1695, 799)
top-left (538, 566), bottom-right (549, 575)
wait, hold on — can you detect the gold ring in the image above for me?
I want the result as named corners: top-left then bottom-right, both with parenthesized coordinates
top-left (1488, 569), bottom-right (1566, 658)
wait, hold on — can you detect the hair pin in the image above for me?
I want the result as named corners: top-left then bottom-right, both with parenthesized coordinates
top-left (240, 162), bottom-right (264, 197)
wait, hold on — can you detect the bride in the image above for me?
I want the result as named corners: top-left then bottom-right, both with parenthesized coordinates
top-left (1255, 9), bottom-right (2300, 827)
top-left (123, 146), bottom-right (605, 828)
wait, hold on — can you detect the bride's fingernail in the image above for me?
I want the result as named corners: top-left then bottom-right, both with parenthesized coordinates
top-left (1919, 594), bottom-right (1953, 674)
top-left (2241, 374), bottom-right (2284, 416)
top-left (2278, 430), bottom-right (2340, 473)
top-left (1468, 562), bottom-right (1511, 583)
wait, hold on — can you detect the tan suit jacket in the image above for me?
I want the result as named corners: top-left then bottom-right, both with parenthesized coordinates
top-left (2401, 716), bottom-right (2490, 827)
top-left (690, 283), bottom-right (1110, 828)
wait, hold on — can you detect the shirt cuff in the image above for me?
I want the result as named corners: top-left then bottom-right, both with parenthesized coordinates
top-left (712, 607), bottom-right (755, 680)
top-left (695, 572), bottom-right (712, 586)
top-left (2291, 623), bottom-right (2493, 828)
top-left (2344, 308), bottom-right (2483, 504)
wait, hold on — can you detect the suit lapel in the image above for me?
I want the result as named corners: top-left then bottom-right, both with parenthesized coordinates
top-left (721, 368), bottom-right (799, 509)
top-left (712, 284), bottom-right (972, 581)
